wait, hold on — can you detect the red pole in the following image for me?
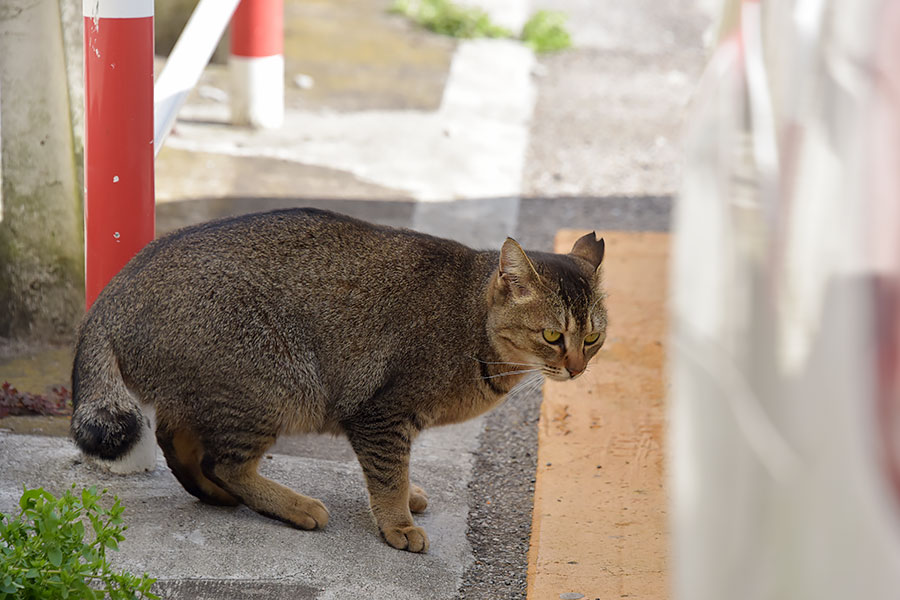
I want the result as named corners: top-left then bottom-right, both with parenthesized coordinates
top-left (84, 0), bottom-right (155, 308)
top-left (229, 0), bottom-right (284, 128)
top-left (231, 0), bottom-right (282, 58)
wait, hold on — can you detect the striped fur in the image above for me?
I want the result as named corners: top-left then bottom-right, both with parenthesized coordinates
top-left (70, 209), bottom-right (607, 552)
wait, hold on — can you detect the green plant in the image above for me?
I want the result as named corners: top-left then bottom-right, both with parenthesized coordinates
top-left (390, 0), bottom-right (512, 39)
top-left (389, 0), bottom-right (572, 53)
top-left (0, 486), bottom-right (158, 599)
top-left (521, 10), bottom-right (572, 53)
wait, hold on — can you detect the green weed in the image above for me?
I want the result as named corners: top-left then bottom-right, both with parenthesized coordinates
top-left (390, 0), bottom-right (572, 52)
top-left (0, 486), bottom-right (157, 599)
top-left (521, 10), bottom-right (572, 53)
top-left (390, 0), bottom-right (512, 38)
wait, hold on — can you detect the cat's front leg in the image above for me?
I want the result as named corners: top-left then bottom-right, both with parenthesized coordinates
top-left (344, 418), bottom-right (429, 552)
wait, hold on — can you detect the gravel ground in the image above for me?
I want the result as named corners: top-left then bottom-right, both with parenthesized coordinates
top-left (459, 387), bottom-right (543, 600)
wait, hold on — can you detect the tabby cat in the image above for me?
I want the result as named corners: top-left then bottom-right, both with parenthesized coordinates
top-left (70, 208), bottom-right (607, 552)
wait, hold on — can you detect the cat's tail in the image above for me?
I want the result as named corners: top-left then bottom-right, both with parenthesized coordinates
top-left (70, 320), bottom-right (156, 472)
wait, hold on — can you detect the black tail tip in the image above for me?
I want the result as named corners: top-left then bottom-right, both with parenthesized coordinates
top-left (71, 408), bottom-right (142, 460)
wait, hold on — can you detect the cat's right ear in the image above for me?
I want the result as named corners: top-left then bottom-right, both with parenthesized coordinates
top-left (499, 238), bottom-right (540, 301)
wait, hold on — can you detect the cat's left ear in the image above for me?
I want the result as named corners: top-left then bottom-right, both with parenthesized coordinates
top-left (570, 231), bottom-right (605, 270)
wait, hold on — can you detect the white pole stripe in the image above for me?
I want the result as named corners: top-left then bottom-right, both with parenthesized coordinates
top-left (83, 0), bottom-right (153, 19)
top-left (229, 55), bottom-right (285, 129)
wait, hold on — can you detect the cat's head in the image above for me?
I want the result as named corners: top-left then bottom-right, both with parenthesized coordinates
top-left (488, 232), bottom-right (607, 381)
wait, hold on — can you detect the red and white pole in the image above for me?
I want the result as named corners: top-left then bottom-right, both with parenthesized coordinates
top-left (229, 0), bottom-right (284, 128)
top-left (83, 0), bottom-right (155, 308)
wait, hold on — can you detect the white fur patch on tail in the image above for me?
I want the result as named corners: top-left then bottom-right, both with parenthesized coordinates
top-left (95, 404), bottom-right (157, 474)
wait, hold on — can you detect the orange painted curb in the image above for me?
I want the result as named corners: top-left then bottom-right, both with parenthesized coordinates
top-left (526, 231), bottom-right (670, 600)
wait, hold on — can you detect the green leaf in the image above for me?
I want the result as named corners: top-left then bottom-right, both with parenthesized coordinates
top-left (47, 545), bottom-right (63, 567)
top-left (18, 488), bottom-right (46, 511)
top-left (1, 577), bottom-right (13, 591)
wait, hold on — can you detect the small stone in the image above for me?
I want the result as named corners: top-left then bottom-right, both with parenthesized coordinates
top-left (560, 594), bottom-right (584, 600)
top-left (293, 73), bottom-right (315, 89)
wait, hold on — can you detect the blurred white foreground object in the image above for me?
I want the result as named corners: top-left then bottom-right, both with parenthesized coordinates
top-left (670, 1), bottom-right (900, 599)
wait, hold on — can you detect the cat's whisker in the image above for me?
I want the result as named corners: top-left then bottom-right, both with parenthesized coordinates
top-left (541, 366), bottom-right (564, 378)
top-left (504, 373), bottom-right (544, 402)
top-left (510, 372), bottom-right (541, 392)
top-left (468, 356), bottom-right (544, 368)
top-left (477, 368), bottom-right (543, 381)
top-left (516, 376), bottom-right (543, 398)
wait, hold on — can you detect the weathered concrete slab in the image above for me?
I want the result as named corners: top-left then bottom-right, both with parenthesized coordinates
top-left (163, 39), bottom-right (534, 203)
top-left (0, 420), bottom-right (482, 599)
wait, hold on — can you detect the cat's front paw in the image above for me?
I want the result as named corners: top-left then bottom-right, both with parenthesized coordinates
top-left (409, 483), bottom-right (428, 513)
top-left (382, 524), bottom-right (429, 553)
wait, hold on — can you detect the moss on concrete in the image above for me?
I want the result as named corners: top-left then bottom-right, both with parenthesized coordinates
top-left (0, 182), bottom-right (84, 341)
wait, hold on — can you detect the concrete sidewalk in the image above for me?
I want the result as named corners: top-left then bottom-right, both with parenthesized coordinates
top-left (0, 422), bottom-right (482, 599)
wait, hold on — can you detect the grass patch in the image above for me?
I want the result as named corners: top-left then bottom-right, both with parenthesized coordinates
top-left (390, 0), bottom-right (511, 39)
top-left (390, 0), bottom-right (572, 52)
top-left (521, 10), bottom-right (572, 53)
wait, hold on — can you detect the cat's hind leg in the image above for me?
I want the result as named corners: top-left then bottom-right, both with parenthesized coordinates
top-left (157, 420), bottom-right (239, 506)
top-left (199, 436), bottom-right (329, 530)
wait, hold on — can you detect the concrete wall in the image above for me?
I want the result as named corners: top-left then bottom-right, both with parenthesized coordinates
top-left (0, 0), bottom-right (85, 340)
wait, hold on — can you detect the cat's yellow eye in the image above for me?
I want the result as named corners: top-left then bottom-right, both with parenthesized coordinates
top-left (542, 329), bottom-right (562, 344)
top-left (584, 332), bottom-right (601, 345)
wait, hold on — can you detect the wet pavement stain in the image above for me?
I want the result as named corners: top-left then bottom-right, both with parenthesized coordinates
top-left (0, 346), bottom-right (72, 396)
top-left (282, 0), bottom-right (454, 112)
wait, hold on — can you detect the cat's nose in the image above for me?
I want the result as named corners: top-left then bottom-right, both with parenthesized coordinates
top-left (566, 366), bottom-right (583, 378)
